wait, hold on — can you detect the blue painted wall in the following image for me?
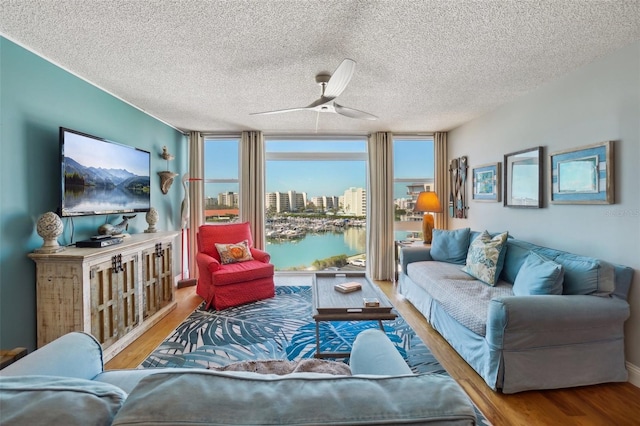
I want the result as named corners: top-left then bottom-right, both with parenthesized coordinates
top-left (0, 37), bottom-right (187, 351)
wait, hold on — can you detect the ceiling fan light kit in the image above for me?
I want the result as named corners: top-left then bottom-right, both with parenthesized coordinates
top-left (251, 58), bottom-right (377, 121)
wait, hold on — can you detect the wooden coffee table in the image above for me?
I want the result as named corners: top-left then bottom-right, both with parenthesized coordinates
top-left (312, 273), bottom-right (397, 358)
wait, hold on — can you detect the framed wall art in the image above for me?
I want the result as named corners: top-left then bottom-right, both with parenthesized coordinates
top-left (549, 141), bottom-right (614, 204)
top-left (472, 162), bottom-right (501, 202)
top-left (504, 146), bottom-right (543, 208)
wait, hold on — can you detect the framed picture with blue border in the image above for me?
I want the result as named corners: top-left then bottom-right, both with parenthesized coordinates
top-left (472, 162), bottom-right (501, 202)
top-left (549, 141), bottom-right (614, 204)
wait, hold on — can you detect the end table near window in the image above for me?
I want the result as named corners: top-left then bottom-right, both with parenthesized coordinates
top-left (394, 240), bottom-right (430, 282)
top-left (0, 347), bottom-right (27, 370)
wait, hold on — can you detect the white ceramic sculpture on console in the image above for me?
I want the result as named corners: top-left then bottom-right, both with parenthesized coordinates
top-left (145, 207), bottom-right (159, 233)
top-left (35, 211), bottom-right (65, 253)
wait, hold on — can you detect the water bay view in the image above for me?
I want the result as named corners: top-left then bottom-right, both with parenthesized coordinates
top-left (265, 213), bottom-right (366, 270)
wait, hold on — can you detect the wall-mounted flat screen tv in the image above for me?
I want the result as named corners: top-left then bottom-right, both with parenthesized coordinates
top-left (59, 127), bottom-right (151, 217)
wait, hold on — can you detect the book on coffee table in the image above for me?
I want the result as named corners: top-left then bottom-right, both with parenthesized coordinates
top-left (334, 281), bottom-right (362, 293)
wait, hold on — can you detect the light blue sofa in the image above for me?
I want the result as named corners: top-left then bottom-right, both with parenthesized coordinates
top-left (398, 228), bottom-right (633, 394)
top-left (0, 330), bottom-right (477, 425)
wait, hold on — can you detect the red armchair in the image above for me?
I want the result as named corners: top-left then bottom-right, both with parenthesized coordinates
top-left (196, 222), bottom-right (275, 310)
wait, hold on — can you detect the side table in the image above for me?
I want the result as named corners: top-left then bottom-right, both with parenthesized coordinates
top-left (394, 240), bottom-right (431, 282)
top-left (0, 347), bottom-right (28, 370)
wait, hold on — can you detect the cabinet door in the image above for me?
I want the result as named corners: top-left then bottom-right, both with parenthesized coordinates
top-left (142, 242), bottom-right (174, 319)
top-left (157, 242), bottom-right (174, 307)
top-left (119, 253), bottom-right (140, 336)
top-left (90, 253), bottom-right (139, 349)
top-left (35, 261), bottom-right (83, 348)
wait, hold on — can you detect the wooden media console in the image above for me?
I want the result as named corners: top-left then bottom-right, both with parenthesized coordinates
top-left (29, 231), bottom-right (180, 361)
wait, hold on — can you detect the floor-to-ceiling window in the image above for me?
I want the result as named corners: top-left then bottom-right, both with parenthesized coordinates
top-left (201, 135), bottom-right (435, 268)
top-left (264, 137), bottom-right (367, 271)
top-left (393, 136), bottom-right (435, 240)
top-left (203, 137), bottom-right (240, 223)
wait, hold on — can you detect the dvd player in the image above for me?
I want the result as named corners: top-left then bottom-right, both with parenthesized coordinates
top-left (76, 237), bottom-right (124, 248)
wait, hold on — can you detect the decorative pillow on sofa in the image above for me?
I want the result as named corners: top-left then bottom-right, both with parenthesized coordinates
top-left (553, 253), bottom-right (615, 296)
top-left (215, 240), bottom-right (254, 264)
top-left (461, 231), bottom-right (508, 286)
top-left (430, 228), bottom-right (470, 265)
top-left (513, 251), bottom-right (564, 296)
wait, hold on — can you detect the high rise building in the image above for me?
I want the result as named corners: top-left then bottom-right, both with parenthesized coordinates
top-left (218, 192), bottom-right (238, 207)
top-left (265, 190), bottom-right (309, 213)
top-left (342, 187), bottom-right (366, 216)
top-left (288, 190), bottom-right (307, 212)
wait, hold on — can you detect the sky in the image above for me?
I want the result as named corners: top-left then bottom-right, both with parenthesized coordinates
top-left (204, 138), bottom-right (434, 199)
top-left (64, 130), bottom-right (150, 176)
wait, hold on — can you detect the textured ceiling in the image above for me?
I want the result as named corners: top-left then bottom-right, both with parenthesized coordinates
top-left (1, 0), bottom-right (639, 134)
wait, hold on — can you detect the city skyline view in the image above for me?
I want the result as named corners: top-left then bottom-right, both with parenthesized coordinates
top-left (204, 138), bottom-right (434, 201)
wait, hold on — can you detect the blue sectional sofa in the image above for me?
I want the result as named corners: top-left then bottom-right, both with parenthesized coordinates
top-left (398, 228), bottom-right (633, 394)
top-left (0, 330), bottom-right (477, 425)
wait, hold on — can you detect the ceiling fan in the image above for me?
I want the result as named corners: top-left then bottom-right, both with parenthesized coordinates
top-left (251, 58), bottom-right (377, 121)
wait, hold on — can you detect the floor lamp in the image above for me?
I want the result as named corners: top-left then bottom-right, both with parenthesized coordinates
top-left (177, 174), bottom-right (201, 288)
top-left (414, 191), bottom-right (442, 244)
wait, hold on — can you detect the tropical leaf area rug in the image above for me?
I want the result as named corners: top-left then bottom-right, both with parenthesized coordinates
top-left (142, 286), bottom-right (442, 373)
top-left (141, 277), bottom-right (490, 425)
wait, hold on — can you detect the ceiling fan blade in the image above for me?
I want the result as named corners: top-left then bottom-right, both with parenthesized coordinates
top-left (323, 59), bottom-right (356, 98)
top-left (305, 96), bottom-right (334, 109)
top-left (334, 103), bottom-right (377, 120)
top-left (250, 107), bottom-right (309, 116)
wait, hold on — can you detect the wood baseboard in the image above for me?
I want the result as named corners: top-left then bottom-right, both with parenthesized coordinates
top-left (177, 278), bottom-right (197, 288)
top-left (628, 361), bottom-right (640, 388)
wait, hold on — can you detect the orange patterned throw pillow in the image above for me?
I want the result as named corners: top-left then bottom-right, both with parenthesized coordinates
top-left (215, 240), bottom-right (254, 264)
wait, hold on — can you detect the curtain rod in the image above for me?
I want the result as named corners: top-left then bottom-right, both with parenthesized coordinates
top-left (197, 131), bottom-right (435, 138)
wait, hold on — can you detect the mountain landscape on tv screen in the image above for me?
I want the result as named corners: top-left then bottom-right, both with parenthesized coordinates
top-left (63, 157), bottom-right (150, 215)
top-left (64, 157), bottom-right (150, 191)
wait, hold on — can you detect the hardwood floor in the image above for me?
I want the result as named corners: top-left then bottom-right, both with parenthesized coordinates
top-left (105, 285), bottom-right (202, 370)
top-left (106, 281), bottom-right (640, 426)
top-left (375, 280), bottom-right (640, 426)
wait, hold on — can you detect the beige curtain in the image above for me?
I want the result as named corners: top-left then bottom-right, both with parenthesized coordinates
top-left (434, 132), bottom-right (448, 230)
top-left (367, 132), bottom-right (394, 281)
top-left (188, 131), bottom-right (204, 278)
top-left (240, 131), bottom-right (266, 250)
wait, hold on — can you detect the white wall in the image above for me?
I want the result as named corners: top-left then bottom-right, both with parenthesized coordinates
top-left (448, 41), bottom-right (640, 382)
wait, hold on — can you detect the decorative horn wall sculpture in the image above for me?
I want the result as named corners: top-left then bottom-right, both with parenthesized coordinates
top-left (449, 156), bottom-right (468, 218)
top-left (158, 146), bottom-right (177, 194)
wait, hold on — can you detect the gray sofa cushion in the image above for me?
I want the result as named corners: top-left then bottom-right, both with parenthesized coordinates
top-left (0, 375), bottom-right (126, 426)
top-left (501, 239), bottom-right (542, 283)
top-left (554, 253), bottom-right (615, 296)
top-left (112, 370), bottom-right (477, 425)
top-left (407, 261), bottom-right (513, 336)
top-left (502, 239), bottom-right (616, 296)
